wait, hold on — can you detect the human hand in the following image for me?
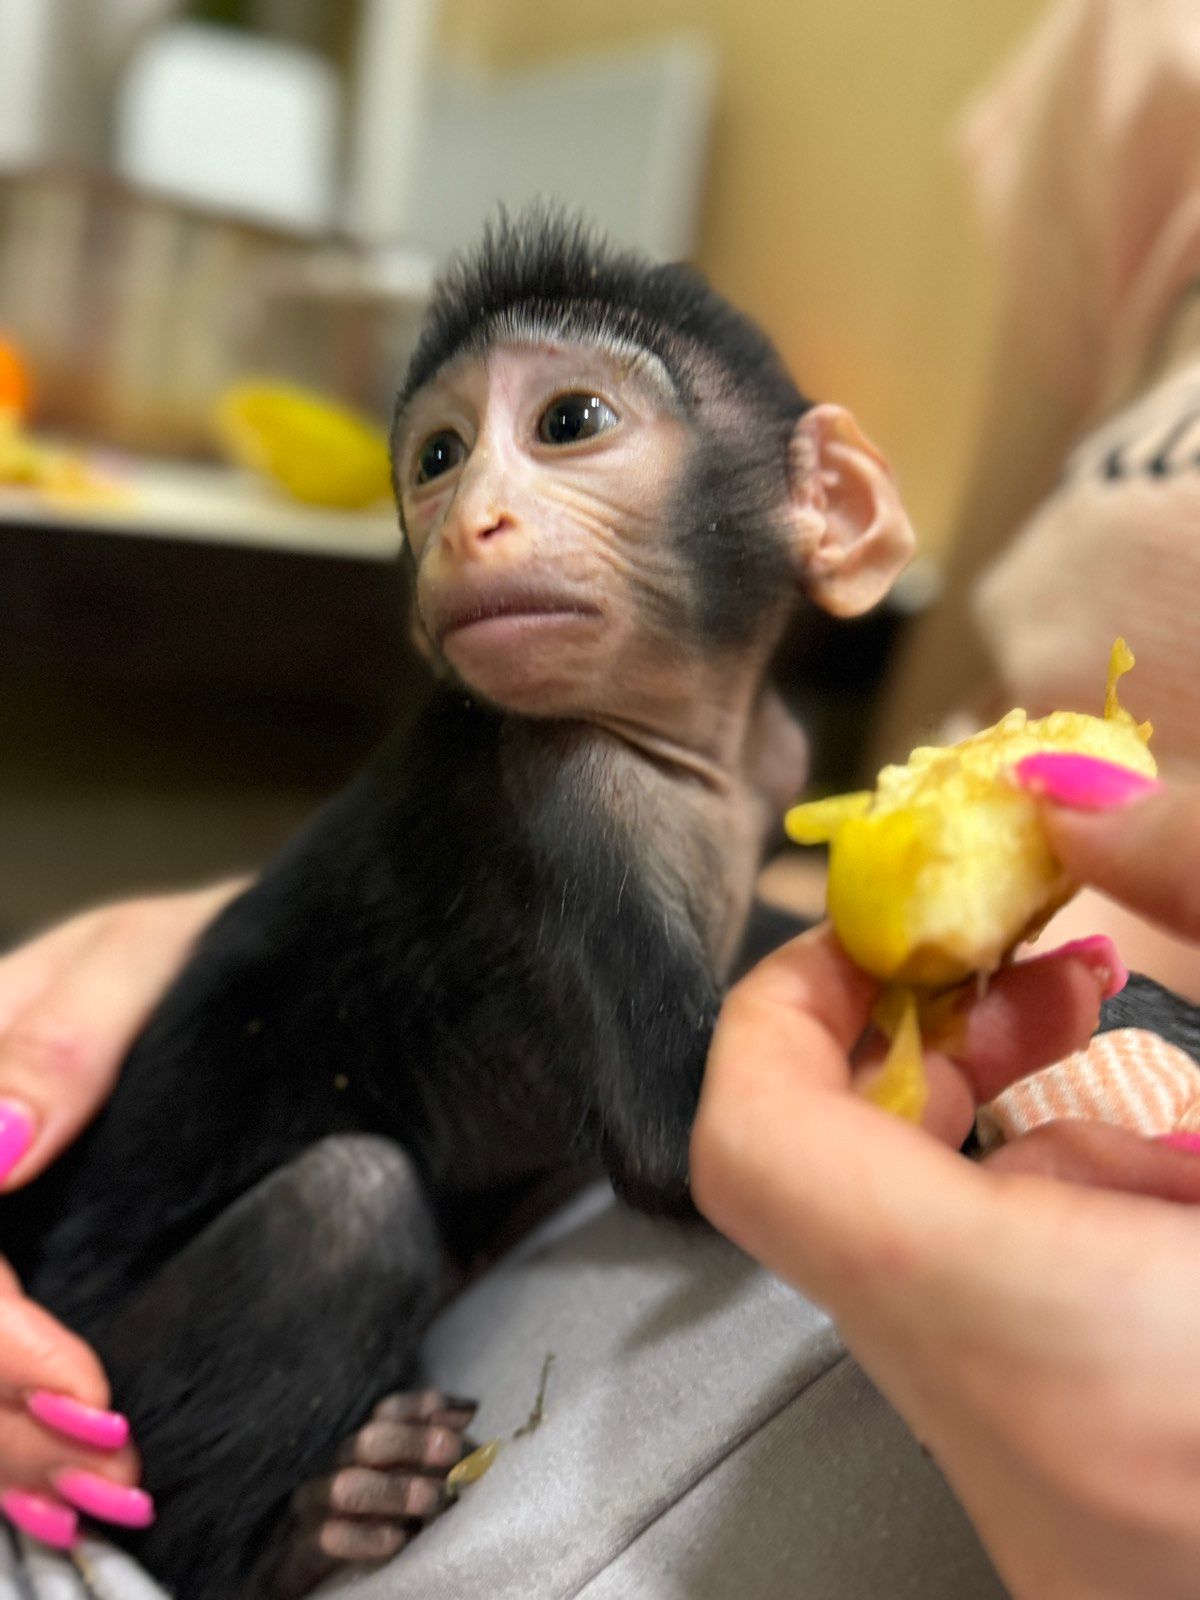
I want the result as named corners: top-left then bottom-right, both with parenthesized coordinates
top-left (0, 881), bottom-right (242, 1547)
top-left (692, 774), bottom-right (1200, 1600)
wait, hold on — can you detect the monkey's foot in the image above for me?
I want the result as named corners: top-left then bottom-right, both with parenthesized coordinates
top-left (268, 1389), bottom-right (478, 1598)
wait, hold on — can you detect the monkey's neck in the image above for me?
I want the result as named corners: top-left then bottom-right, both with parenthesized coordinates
top-left (507, 713), bottom-right (771, 981)
top-left (584, 650), bottom-right (776, 800)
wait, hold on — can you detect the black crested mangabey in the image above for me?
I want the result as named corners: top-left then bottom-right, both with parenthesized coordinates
top-left (0, 211), bottom-right (917, 1598)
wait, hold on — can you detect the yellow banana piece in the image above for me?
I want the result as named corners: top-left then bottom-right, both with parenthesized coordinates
top-left (786, 640), bottom-right (1155, 1119)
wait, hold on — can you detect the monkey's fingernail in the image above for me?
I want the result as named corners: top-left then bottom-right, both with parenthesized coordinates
top-left (52, 1472), bottom-right (155, 1528)
top-left (1, 1489), bottom-right (79, 1548)
top-left (1156, 1133), bottom-right (1200, 1154)
top-left (1026, 934), bottom-right (1128, 1000)
top-left (1012, 753), bottom-right (1160, 810)
top-left (0, 1100), bottom-right (35, 1186)
top-left (442, 1395), bottom-right (478, 1414)
top-left (27, 1393), bottom-right (130, 1450)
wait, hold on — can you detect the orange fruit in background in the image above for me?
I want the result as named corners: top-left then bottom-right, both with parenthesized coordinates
top-left (0, 336), bottom-right (33, 420)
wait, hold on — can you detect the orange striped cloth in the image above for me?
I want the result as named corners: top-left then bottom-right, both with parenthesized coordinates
top-left (977, 1028), bottom-right (1200, 1150)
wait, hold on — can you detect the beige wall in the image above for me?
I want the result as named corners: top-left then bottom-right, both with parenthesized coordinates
top-left (440, 0), bottom-right (1048, 557)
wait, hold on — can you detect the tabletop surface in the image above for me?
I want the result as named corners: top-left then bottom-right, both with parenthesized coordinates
top-left (0, 455), bottom-right (402, 562)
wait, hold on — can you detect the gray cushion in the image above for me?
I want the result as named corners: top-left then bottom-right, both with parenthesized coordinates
top-left (1, 1186), bottom-right (1005, 1599)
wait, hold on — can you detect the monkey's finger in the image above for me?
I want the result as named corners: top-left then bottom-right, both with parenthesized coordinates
top-left (984, 1121), bottom-right (1200, 1202)
top-left (316, 1518), bottom-right (408, 1564)
top-left (295, 1467), bottom-right (442, 1525)
top-left (370, 1388), bottom-right (476, 1426)
top-left (1040, 783), bottom-right (1200, 942)
top-left (339, 1418), bottom-right (465, 1473)
top-left (0, 882), bottom-right (242, 1190)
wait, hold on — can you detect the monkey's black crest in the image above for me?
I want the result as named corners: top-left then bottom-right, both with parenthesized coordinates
top-left (395, 205), bottom-right (811, 428)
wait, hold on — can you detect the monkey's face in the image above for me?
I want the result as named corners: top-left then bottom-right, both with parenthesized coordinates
top-left (395, 340), bottom-right (709, 721)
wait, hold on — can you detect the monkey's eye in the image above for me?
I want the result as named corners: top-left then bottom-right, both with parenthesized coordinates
top-left (414, 429), bottom-right (466, 485)
top-left (537, 394), bottom-right (618, 446)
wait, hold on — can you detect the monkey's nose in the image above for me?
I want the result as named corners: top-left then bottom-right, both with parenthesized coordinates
top-left (474, 513), bottom-right (512, 542)
top-left (449, 508), bottom-right (516, 558)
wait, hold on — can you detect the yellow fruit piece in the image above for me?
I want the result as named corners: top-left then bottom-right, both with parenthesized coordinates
top-left (215, 382), bottom-right (392, 509)
top-left (446, 1439), bottom-right (500, 1495)
top-left (865, 988), bottom-right (927, 1120)
top-left (786, 639), bottom-right (1154, 989)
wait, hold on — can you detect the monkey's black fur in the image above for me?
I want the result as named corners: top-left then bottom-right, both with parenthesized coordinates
top-left (3, 696), bottom-right (721, 1597)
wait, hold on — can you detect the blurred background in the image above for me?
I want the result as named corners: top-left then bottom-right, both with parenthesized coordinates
top-left (0, 0), bottom-right (1049, 936)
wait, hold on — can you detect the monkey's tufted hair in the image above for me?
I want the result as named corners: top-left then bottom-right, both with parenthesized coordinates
top-left (393, 205), bottom-right (810, 429)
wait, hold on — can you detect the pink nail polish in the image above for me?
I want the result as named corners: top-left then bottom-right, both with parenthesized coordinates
top-left (1033, 933), bottom-right (1129, 999)
top-left (0, 1100), bottom-right (34, 1186)
top-left (27, 1392), bottom-right (130, 1451)
top-left (1, 1489), bottom-right (78, 1548)
top-left (52, 1470), bottom-right (155, 1529)
top-left (1156, 1132), bottom-right (1200, 1154)
top-left (1012, 752), bottom-right (1161, 811)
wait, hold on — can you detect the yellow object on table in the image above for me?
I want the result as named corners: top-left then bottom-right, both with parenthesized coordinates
top-left (785, 640), bottom-right (1156, 1119)
top-left (0, 412), bottom-right (111, 500)
top-left (216, 382), bottom-right (392, 510)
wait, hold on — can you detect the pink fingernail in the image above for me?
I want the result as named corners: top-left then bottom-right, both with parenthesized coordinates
top-left (1012, 752), bottom-right (1161, 811)
top-left (27, 1392), bottom-right (130, 1451)
top-left (0, 1100), bottom-right (34, 1185)
top-left (1, 1489), bottom-right (79, 1548)
top-left (1033, 934), bottom-right (1128, 999)
top-left (52, 1471), bottom-right (155, 1529)
top-left (1156, 1133), bottom-right (1200, 1154)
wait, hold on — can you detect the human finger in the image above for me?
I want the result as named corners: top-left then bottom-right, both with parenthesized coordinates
top-left (692, 925), bottom-right (986, 1311)
top-left (0, 911), bottom-right (108, 1033)
top-left (0, 1403), bottom-right (141, 1493)
top-left (846, 937), bottom-right (1116, 1154)
top-left (1014, 758), bottom-right (1200, 940)
top-left (0, 1288), bottom-right (112, 1409)
top-left (984, 1120), bottom-right (1200, 1202)
top-left (0, 881), bottom-right (243, 1189)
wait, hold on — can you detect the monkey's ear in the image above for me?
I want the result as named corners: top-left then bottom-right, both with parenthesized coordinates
top-left (786, 404), bottom-right (915, 617)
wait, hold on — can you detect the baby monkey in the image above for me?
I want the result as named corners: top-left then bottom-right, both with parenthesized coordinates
top-left (0, 211), bottom-right (914, 1598)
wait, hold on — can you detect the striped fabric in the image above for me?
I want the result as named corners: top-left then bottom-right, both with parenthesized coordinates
top-left (978, 1027), bottom-right (1200, 1149)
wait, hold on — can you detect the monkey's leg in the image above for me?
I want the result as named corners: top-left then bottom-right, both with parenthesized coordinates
top-left (93, 1136), bottom-right (449, 1600)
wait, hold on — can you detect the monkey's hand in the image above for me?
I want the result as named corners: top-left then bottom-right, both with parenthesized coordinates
top-left (0, 881), bottom-right (241, 1551)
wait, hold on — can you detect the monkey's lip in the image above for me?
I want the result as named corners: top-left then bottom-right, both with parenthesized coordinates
top-left (435, 593), bottom-right (602, 645)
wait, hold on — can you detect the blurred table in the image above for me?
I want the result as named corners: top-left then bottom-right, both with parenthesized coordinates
top-left (0, 462), bottom-right (423, 936)
top-left (0, 456), bottom-right (402, 559)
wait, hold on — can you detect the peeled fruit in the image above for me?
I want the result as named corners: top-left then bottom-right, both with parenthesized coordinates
top-left (785, 640), bottom-right (1155, 1118)
top-left (215, 382), bottom-right (392, 509)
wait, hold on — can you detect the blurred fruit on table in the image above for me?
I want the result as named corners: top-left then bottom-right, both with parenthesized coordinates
top-left (0, 335), bottom-right (33, 421)
top-left (215, 381), bottom-right (392, 509)
top-left (0, 411), bottom-right (115, 501)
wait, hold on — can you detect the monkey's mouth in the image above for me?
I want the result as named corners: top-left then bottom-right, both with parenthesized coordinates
top-left (435, 593), bottom-right (602, 646)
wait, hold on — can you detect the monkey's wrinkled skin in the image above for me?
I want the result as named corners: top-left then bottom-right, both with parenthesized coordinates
top-left (786, 640), bottom-right (1155, 1118)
